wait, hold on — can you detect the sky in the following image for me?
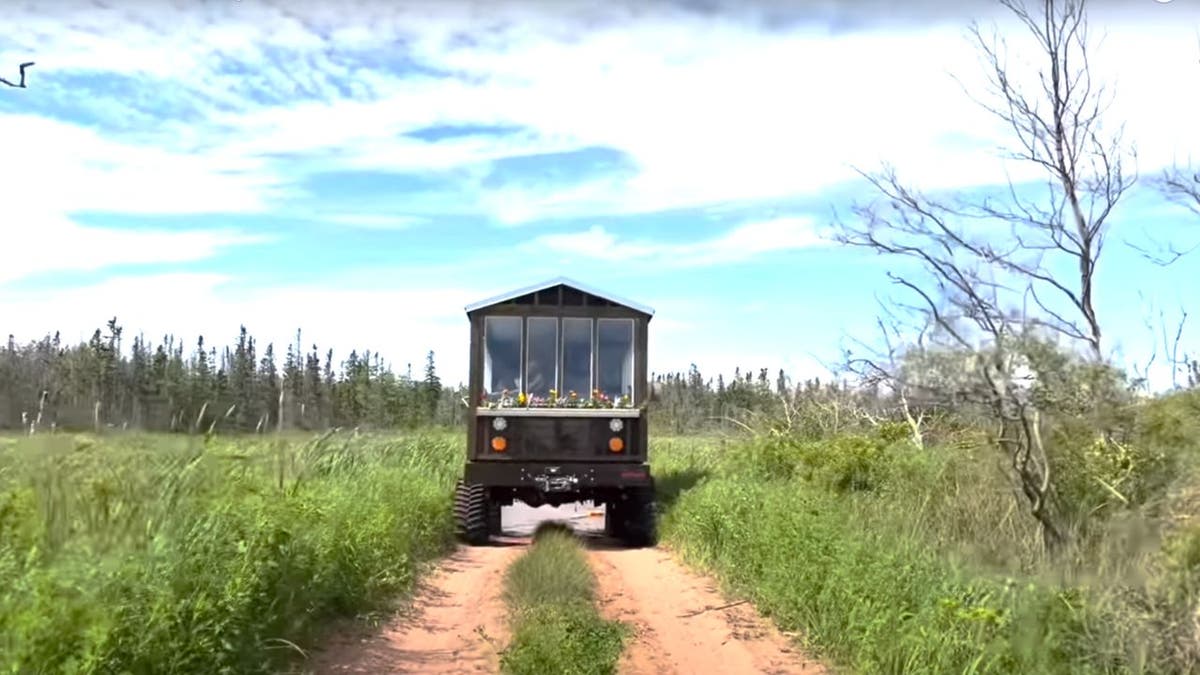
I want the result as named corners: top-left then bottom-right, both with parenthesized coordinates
top-left (0, 0), bottom-right (1198, 390)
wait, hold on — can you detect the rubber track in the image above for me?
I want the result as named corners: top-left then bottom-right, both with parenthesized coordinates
top-left (620, 486), bottom-right (658, 548)
top-left (454, 481), bottom-right (490, 545)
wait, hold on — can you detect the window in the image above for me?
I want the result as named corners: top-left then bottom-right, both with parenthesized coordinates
top-left (483, 316), bottom-right (521, 396)
top-left (597, 318), bottom-right (634, 400)
top-left (562, 318), bottom-right (592, 396)
top-left (525, 317), bottom-right (558, 398)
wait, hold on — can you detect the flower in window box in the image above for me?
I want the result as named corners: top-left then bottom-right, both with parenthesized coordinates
top-left (517, 391), bottom-right (528, 406)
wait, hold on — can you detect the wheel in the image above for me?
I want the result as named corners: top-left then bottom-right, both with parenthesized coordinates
top-left (618, 485), bottom-right (657, 548)
top-left (454, 480), bottom-right (491, 545)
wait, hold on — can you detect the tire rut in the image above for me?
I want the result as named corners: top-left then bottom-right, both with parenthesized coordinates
top-left (588, 544), bottom-right (828, 675)
top-left (308, 543), bottom-right (519, 674)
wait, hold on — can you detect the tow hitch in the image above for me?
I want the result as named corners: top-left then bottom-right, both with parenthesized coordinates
top-left (532, 466), bottom-right (579, 493)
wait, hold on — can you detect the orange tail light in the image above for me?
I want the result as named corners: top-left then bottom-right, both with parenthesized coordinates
top-left (491, 436), bottom-right (507, 452)
top-left (608, 437), bottom-right (624, 453)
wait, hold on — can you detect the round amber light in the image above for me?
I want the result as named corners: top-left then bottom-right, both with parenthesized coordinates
top-left (608, 437), bottom-right (624, 452)
top-left (491, 436), bottom-right (507, 452)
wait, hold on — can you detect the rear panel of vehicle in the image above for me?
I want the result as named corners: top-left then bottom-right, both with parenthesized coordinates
top-left (471, 413), bottom-right (644, 462)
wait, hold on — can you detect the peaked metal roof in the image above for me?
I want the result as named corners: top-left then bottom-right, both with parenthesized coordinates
top-left (464, 276), bottom-right (655, 317)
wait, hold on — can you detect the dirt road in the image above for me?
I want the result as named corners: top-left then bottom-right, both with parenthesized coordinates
top-left (589, 545), bottom-right (826, 675)
top-left (311, 502), bottom-right (825, 674)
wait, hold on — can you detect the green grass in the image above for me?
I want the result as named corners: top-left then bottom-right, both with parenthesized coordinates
top-left (499, 523), bottom-right (628, 675)
top-left (651, 418), bottom-right (1200, 675)
top-left (0, 430), bottom-right (462, 674)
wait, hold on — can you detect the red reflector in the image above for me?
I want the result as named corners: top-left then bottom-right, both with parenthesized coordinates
top-left (620, 471), bottom-right (646, 479)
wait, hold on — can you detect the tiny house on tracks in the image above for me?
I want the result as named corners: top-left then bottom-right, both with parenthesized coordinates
top-left (454, 277), bottom-right (657, 546)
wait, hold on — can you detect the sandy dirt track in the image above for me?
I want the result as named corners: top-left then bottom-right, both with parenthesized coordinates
top-left (589, 545), bottom-right (826, 675)
top-left (310, 501), bottom-right (825, 674)
top-left (308, 542), bottom-right (518, 674)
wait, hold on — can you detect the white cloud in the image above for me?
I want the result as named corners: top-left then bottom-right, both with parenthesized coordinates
top-left (0, 114), bottom-right (281, 217)
top-left (0, 0), bottom-right (1195, 390)
top-left (4, 0), bottom-right (1195, 227)
top-left (530, 217), bottom-right (825, 267)
top-left (314, 213), bottom-right (425, 230)
top-left (0, 207), bottom-right (268, 284)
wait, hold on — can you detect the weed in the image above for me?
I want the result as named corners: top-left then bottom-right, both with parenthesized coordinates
top-left (500, 526), bottom-right (627, 675)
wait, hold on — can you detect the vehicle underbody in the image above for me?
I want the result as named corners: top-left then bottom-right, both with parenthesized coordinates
top-left (454, 459), bottom-right (657, 547)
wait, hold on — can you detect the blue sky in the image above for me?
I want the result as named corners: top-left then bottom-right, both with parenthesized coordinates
top-left (0, 0), bottom-right (1198, 389)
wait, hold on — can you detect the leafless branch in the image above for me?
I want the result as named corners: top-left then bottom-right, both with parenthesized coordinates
top-left (0, 62), bottom-right (35, 89)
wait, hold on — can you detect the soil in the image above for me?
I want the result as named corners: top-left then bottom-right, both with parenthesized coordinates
top-left (305, 544), bottom-right (518, 674)
top-left (589, 545), bottom-right (828, 675)
top-left (310, 501), bottom-right (827, 675)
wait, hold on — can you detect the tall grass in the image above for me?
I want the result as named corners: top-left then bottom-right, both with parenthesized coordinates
top-left (499, 523), bottom-right (628, 675)
top-left (0, 430), bottom-right (462, 674)
top-left (651, 391), bottom-right (1200, 675)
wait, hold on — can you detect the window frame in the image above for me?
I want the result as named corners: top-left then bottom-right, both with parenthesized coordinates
top-left (523, 316), bottom-right (559, 398)
top-left (560, 317), bottom-right (594, 397)
top-left (483, 315), bottom-right (523, 397)
top-left (595, 317), bottom-right (635, 401)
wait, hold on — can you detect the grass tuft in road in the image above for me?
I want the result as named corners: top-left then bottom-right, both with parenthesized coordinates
top-left (499, 522), bottom-right (628, 675)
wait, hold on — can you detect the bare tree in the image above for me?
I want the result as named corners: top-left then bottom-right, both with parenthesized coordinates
top-left (833, 0), bottom-right (1134, 551)
top-left (1140, 166), bottom-right (1200, 265)
top-left (956, 0), bottom-right (1135, 360)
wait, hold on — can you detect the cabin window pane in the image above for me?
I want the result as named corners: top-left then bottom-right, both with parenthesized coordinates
top-left (562, 318), bottom-right (592, 397)
top-left (597, 319), bottom-right (634, 401)
top-left (525, 317), bottom-right (558, 399)
top-left (483, 316), bottom-right (521, 397)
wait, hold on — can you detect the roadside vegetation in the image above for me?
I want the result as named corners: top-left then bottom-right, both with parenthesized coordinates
top-left (499, 523), bottom-right (628, 675)
top-left (0, 430), bottom-right (462, 674)
top-left (652, 379), bottom-right (1200, 674)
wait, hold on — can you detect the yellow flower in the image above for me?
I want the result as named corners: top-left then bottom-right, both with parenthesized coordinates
top-left (517, 392), bottom-right (528, 406)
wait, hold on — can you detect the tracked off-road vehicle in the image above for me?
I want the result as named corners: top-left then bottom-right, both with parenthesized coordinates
top-left (453, 277), bottom-right (656, 547)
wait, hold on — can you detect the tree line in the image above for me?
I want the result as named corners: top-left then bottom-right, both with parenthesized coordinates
top-left (0, 312), bottom-right (891, 437)
top-left (0, 319), bottom-right (459, 433)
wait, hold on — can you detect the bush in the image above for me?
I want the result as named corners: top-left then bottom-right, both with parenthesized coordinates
top-left (739, 428), bottom-right (931, 494)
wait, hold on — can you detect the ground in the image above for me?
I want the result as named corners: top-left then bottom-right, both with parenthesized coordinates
top-left (307, 502), bottom-right (826, 675)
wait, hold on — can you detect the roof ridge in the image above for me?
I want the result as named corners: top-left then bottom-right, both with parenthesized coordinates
top-left (464, 277), bottom-right (655, 316)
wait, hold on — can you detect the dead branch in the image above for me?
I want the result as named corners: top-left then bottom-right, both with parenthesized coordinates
top-left (678, 599), bottom-right (748, 618)
top-left (0, 62), bottom-right (35, 89)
